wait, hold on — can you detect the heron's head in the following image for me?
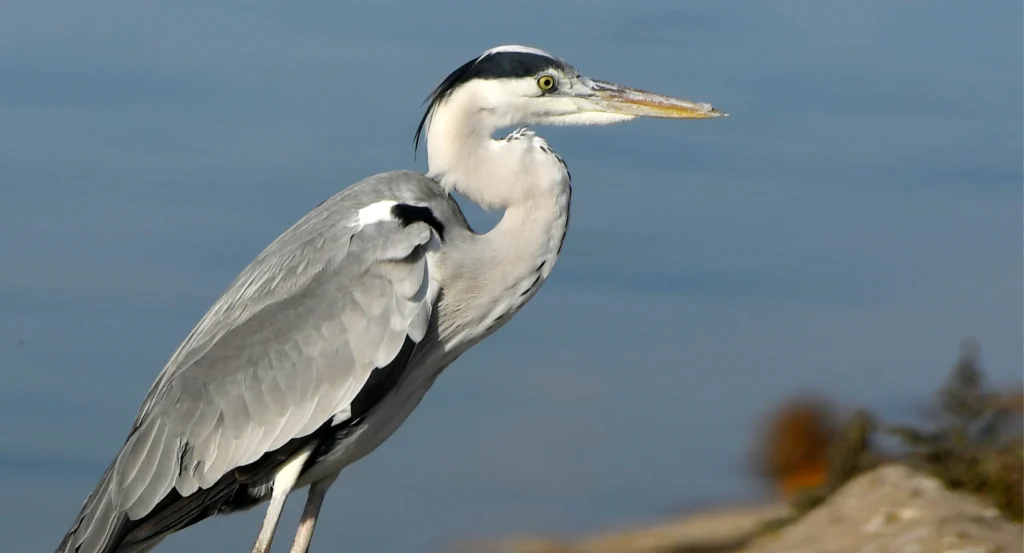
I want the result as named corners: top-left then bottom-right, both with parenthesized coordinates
top-left (414, 45), bottom-right (726, 150)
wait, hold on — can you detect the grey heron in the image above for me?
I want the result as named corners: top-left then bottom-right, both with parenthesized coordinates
top-left (55, 44), bottom-right (725, 553)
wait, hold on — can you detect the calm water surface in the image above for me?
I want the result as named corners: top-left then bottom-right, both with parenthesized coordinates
top-left (1, 1), bottom-right (1021, 551)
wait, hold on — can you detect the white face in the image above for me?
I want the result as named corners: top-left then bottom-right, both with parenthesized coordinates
top-left (454, 71), bottom-right (639, 129)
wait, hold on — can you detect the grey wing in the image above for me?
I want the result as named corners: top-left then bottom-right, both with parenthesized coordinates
top-left (58, 172), bottom-right (450, 553)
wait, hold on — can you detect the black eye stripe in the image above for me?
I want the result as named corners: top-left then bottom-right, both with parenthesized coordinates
top-left (414, 51), bottom-right (577, 151)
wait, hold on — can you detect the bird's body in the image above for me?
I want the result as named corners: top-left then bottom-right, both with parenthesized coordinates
top-left (56, 45), bottom-right (723, 553)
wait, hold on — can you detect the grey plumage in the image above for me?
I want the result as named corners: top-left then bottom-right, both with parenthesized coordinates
top-left (59, 173), bottom-right (467, 552)
top-left (55, 44), bottom-right (724, 553)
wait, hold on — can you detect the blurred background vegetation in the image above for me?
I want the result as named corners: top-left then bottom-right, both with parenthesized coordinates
top-left (751, 338), bottom-right (1022, 524)
top-left (462, 339), bottom-right (1021, 552)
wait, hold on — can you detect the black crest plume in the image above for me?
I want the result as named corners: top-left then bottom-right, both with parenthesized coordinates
top-left (413, 49), bottom-right (571, 154)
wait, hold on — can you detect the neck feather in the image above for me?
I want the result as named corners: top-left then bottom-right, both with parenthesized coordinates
top-left (424, 90), bottom-right (567, 211)
top-left (422, 89), bottom-right (573, 348)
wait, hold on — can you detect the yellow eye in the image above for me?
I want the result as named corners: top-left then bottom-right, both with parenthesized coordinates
top-left (537, 75), bottom-right (556, 91)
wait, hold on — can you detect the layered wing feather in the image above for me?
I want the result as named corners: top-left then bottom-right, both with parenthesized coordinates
top-left (57, 171), bottom-right (452, 553)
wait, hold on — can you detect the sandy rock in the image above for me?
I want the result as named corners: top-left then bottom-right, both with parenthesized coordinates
top-left (456, 464), bottom-right (1022, 553)
top-left (744, 464), bottom-right (1023, 553)
top-left (453, 503), bottom-right (792, 552)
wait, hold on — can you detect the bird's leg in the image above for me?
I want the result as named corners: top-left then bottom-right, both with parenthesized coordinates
top-left (251, 447), bottom-right (313, 553)
top-left (287, 475), bottom-right (337, 553)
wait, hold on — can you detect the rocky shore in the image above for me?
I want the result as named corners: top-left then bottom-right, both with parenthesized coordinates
top-left (460, 464), bottom-right (1022, 553)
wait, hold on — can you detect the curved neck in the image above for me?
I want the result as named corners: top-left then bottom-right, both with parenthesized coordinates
top-left (425, 90), bottom-right (565, 211)
top-left (436, 177), bottom-right (571, 351)
top-left (422, 90), bottom-right (573, 350)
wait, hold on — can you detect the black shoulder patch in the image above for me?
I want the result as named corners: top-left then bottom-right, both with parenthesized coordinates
top-left (391, 203), bottom-right (445, 241)
top-left (413, 50), bottom-right (574, 153)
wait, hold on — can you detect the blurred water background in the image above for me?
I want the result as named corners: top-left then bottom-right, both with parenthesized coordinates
top-left (0, 1), bottom-right (1020, 551)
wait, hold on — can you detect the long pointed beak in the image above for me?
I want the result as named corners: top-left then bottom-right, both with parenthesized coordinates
top-left (587, 79), bottom-right (727, 119)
